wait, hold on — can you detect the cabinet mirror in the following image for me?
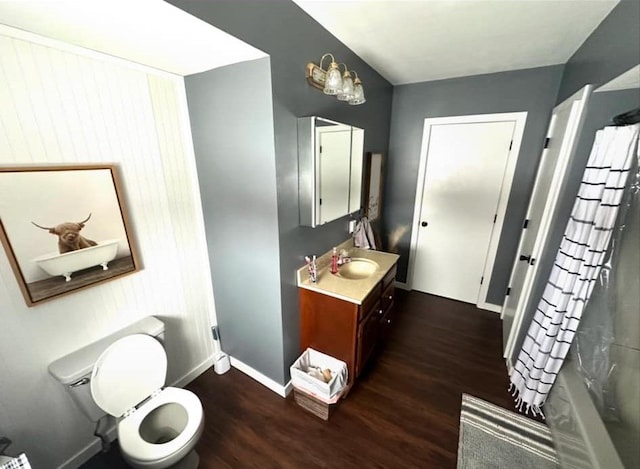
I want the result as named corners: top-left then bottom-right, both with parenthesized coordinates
top-left (298, 116), bottom-right (364, 227)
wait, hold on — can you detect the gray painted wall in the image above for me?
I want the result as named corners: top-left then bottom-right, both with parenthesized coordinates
top-left (170, 0), bottom-right (393, 384)
top-left (184, 58), bottom-right (286, 382)
top-left (556, 0), bottom-right (640, 104)
top-left (386, 65), bottom-right (564, 305)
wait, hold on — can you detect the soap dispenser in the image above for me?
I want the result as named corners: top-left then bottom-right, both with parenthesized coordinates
top-left (330, 247), bottom-right (339, 274)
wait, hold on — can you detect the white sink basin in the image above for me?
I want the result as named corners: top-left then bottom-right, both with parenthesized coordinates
top-left (337, 258), bottom-right (379, 279)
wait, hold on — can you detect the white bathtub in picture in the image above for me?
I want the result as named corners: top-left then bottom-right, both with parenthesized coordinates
top-left (33, 239), bottom-right (120, 282)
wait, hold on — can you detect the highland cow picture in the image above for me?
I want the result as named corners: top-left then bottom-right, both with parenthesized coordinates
top-left (0, 165), bottom-right (139, 306)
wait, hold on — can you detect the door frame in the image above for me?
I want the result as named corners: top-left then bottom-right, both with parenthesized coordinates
top-left (502, 85), bottom-right (593, 366)
top-left (408, 112), bottom-right (528, 312)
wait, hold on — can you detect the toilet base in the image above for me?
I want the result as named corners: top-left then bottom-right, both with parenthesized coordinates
top-left (123, 449), bottom-right (199, 469)
top-left (167, 450), bottom-right (198, 469)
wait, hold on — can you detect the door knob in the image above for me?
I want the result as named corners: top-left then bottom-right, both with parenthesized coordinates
top-left (421, 221), bottom-right (428, 227)
top-left (519, 254), bottom-right (531, 262)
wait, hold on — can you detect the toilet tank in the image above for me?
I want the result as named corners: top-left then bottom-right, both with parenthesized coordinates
top-left (48, 316), bottom-right (165, 422)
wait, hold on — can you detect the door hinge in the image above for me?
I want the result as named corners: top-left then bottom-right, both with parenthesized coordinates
top-left (523, 218), bottom-right (530, 229)
top-left (493, 214), bottom-right (497, 223)
top-left (319, 145), bottom-right (323, 153)
top-left (506, 287), bottom-right (511, 296)
top-left (544, 137), bottom-right (550, 149)
top-left (480, 276), bottom-right (484, 285)
top-left (319, 198), bottom-right (322, 205)
top-left (509, 140), bottom-right (513, 151)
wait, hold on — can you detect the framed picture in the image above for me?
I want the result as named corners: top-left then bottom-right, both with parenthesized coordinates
top-left (0, 165), bottom-right (139, 306)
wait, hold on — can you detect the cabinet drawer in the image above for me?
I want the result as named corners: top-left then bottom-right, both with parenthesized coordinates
top-left (359, 284), bottom-right (381, 322)
top-left (382, 264), bottom-right (397, 291)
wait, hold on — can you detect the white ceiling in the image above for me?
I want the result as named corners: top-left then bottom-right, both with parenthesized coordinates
top-left (293, 0), bottom-right (620, 85)
top-left (0, 0), bottom-right (266, 76)
top-left (0, 0), bottom-right (625, 84)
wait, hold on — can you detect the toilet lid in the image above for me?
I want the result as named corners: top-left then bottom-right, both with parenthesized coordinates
top-left (91, 334), bottom-right (167, 417)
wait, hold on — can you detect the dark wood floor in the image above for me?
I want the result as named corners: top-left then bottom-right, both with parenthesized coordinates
top-left (84, 290), bottom-right (523, 468)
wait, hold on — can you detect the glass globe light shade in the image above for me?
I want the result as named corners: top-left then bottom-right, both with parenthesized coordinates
top-left (348, 78), bottom-right (366, 105)
top-left (323, 62), bottom-right (343, 95)
top-left (337, 72), bottom-right (355, 101)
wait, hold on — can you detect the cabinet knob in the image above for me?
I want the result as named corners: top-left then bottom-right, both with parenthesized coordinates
top-left (387, 319), bottom-right (391, 324)
top-left (388, 295), bottom-right (393, 300)
top-left (378, 309), bottom-right (383, 315)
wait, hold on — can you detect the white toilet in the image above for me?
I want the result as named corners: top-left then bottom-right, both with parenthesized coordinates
top-left (91, 334), bottom-right (204, 468)
top-left (48, 317), bottom-right (204, 469)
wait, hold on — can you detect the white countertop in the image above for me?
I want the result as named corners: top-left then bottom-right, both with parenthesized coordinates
top-left (297, 241), bottom-right (399, 305)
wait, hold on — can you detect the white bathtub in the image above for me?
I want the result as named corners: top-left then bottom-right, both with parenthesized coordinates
top-left (546, 364), bottom-right (625, 469)
top-left (32, 239), bottom-right (120, 282)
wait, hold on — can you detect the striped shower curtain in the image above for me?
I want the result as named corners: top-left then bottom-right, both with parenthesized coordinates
top-left (509, 123), bottom-right (640, 416)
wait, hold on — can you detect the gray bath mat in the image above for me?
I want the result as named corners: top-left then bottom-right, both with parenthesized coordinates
top-left (457, 394), bottom-right (559, 468)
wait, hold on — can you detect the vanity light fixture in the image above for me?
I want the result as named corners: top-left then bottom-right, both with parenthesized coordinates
top-left (337, 64), bottom-right (355, 101)
top-left (349, 71), bottom-right (366, 105)
top-left (305, 53), bottom-right (366, 105)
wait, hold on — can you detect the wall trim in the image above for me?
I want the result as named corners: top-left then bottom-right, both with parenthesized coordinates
top-left (395, 281), bottom-right (410, 291)
top-left (407, 112), bottom-right (528, 308)
top-left (502, 86), bottom-right (593, 361)
top-left (57, 424), bottom-right (118, 469)
top-left (479, 302), bottom-right (502, 314)
top-left (230, 356), bottom-right (292, 397)
top-left (173, 355), bottom-right (215, 388)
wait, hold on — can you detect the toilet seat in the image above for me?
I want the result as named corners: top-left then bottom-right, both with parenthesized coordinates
top-left (90, 334), bottom-right (204, 468)
top-left (118, 387), bottom-right (204, 466)
top-left (91, 334), bottom-right (167, 418)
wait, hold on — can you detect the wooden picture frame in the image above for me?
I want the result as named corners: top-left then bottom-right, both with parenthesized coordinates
top-left (0, 164), bottom-right (139, 306)
top-left (363, 152), bottom-right (384, 222)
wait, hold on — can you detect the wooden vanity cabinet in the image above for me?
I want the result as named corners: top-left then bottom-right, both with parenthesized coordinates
top-left (299, 263), bottom-right (397, 390)
top-left (379, 265), bottom-right (397, 341)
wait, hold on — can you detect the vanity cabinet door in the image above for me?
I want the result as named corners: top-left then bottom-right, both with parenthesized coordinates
top-left (299, 289), bottom-right (358, 386)
top-left (379, 282), bottom-right (395, 341)
top-left (356, 302), bottom-right (380, 377)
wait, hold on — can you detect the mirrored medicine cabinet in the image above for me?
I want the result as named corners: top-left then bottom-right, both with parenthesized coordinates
top-left (298, 116), bottom-right (364, 227)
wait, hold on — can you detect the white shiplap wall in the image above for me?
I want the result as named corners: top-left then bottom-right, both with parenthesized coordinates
top-left (0, 29), bottom-right (217, 468)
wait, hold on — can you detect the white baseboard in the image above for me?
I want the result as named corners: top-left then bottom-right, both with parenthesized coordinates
top-left (478, 302), bottom-right (502, 313)
top-left (229, 356), bottom-right (292, 397)
top-left (57, 423), bottom-right (118, 469)
top-left (172, 355), bottom-right (215, 388)
top-left (57, 356), bottom-right (215, 469)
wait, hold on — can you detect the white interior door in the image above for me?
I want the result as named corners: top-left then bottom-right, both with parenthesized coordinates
top-left (410, 115), bottom-right (524, 306)
top-left (502, 86), bottom-right (592, 363)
